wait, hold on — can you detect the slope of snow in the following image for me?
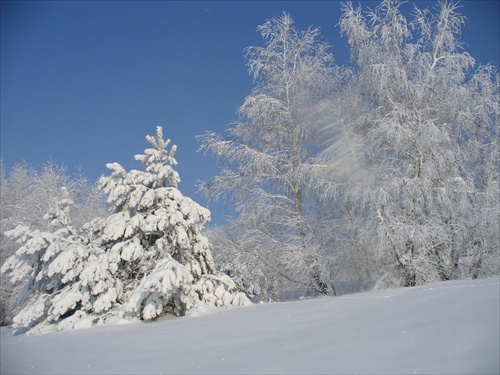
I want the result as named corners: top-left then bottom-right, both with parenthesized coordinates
top-left (1, 277), bottom-right (499, 374)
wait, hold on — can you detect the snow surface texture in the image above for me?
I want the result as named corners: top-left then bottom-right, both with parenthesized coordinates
top-left (1, 277), bottom-right (498, 374)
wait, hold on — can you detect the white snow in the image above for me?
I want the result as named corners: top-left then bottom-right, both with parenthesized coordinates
top-left (1, 277), bottom-right (498, 374)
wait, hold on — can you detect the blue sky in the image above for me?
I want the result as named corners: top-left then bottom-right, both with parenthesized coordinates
top-left (1, 0), bottom-right (499, 226)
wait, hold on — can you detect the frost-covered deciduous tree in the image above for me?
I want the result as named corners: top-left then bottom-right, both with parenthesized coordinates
top-left (329, 0), bottom-right (499, 286)
top-left (459, 65), bottom-right (499, 279)
top-left (199, 13), bottom-right (340, 297)
top-left (204, 226), bottom-right (274, 300)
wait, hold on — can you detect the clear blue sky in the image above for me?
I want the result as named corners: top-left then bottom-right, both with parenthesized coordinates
top-left (1, 0), bottom-right (499, 226)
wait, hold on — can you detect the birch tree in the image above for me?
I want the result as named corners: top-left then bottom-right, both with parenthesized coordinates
top-left (199, 13), bottom-right (340, 296)
top-left (331, 0), bottom-right (499, 286)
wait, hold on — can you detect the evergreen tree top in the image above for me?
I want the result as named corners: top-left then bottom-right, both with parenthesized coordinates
top-left (135, 126), bottom-right (178, 170)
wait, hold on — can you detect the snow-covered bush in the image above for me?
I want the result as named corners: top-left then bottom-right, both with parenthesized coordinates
top-left (2, 127), bottom-right (250, 334)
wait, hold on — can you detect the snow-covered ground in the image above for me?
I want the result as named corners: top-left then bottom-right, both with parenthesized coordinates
top-left (1, 276), bottom-right (498, 374)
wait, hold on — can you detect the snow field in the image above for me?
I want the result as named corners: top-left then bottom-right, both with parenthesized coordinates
top-left (1, 276), bottom-right (498, 374)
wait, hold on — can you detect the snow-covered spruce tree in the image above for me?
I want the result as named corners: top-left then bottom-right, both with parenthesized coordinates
top-left (0, 162), bottom-right (105, 327)
top-left (199, 13), bottom-right (340, 297)
top-left (333, 0), bottom-right (499, 286)
top-left (96, 126), bottom-right (250, 320)
top-left (1, 189), bottom-right (99, 333)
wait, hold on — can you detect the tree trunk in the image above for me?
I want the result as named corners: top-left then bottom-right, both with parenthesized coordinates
top-left (404, 268), bottom-right (416, 287)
